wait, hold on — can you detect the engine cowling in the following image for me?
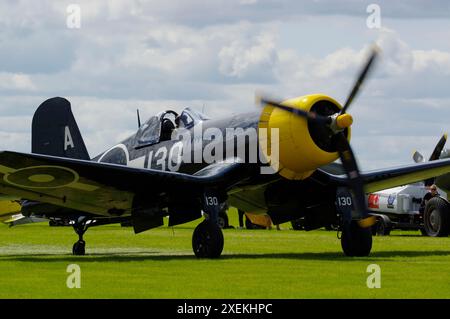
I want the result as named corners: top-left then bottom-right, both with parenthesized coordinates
top-left (258, 94), bottom-right (351, 180)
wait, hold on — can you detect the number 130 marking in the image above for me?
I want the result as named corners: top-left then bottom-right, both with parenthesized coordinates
top-left (338, 197), bottom-right (352, 206)
top-left (205, 196), bottom-right (218, 206)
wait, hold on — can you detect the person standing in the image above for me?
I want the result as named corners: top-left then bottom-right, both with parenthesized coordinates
top-left (420, 184), bottom-right (439, 214)
top-left (237, 209), bottom-right (245, 229)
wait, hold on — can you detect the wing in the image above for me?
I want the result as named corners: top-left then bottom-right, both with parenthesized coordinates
top-left (2, 214), bottom-right (48, 227)
top-left (0, 151), bottom-right (251, 218)
top-left (0, 200), bottom-right (22, 223)
top-left (322, 158), bottom-right (450, 193)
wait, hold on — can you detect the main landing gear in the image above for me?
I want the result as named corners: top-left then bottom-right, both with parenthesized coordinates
top-left (192, 220), bottom-right (224, 258)
top-left (192, 191), bottom-right (224, 258)
top-left (340, 220), bottom-right (372, 257)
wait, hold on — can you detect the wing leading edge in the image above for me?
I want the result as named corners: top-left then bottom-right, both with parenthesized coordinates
top-left (322, 158), bottom-right (450, 193)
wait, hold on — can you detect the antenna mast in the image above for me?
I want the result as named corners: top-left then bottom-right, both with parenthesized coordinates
top-left (137, 109), bottom-right (141, 128)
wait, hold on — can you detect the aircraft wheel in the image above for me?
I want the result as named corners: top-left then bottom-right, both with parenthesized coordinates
top-left (192, 220), bottom-right (224, 258)
top-left (290, 218), bottom-right (304, 231)
top-left (72, 240), bottom-right (86, 256)
top-left (374, 218), bottom-right (391, 236)
top-left (424, 197), bottom-right (450, 237)
top-left (341, 221), bottom-right (372, 257)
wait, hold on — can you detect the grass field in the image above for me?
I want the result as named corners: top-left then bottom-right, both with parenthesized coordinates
top-left (0, 210), bottom-right (449, 299)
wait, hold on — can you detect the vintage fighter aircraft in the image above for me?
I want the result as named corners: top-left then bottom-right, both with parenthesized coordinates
top-left (2, 47), bottom-right (450, 258)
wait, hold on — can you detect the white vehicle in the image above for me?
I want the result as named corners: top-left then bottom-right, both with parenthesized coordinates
top-left (367, 183), bottom-right (449, 236)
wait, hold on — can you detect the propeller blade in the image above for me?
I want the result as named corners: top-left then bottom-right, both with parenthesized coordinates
top-left (334, 133), bottom-right (376, 228)
top-left (341, 46), bottom-right (380, 114)
top-left (429, 133), bottom-right (448, 161)
top-left (259, 98), bottom-right (332, 125)
top-left (420, 134), bottom-right (447, 186)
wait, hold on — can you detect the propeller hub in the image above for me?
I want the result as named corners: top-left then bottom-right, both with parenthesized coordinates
top-left (336, 113), bottom-right (353, 129)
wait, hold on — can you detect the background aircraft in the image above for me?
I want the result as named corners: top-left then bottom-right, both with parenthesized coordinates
top-left (413, 134), bottom-right (450, 196)
top-left (357, 134), bottom-right (450, 237)
top-left (413, 134), bottom-right (448, 187)
top-left (2, 47), bottom-right (450, 258)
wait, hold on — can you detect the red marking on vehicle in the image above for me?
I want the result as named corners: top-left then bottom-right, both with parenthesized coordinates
top-left (368, 194), bottom-right (379, 209)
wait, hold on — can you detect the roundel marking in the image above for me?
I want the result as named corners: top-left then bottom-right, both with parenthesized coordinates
top-left (28, 174), bottom-right (55, 183)
top-left (4, 166), bottom-right (79, 189)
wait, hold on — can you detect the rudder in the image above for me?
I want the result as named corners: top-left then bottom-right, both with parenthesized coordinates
top-left (32, 97), bottom-right (90, 160)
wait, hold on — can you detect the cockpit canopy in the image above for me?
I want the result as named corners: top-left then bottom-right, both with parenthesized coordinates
top-left (135, 107), bottom-right (209, 147)
top-left (177, 107), bottom-right (209, 129)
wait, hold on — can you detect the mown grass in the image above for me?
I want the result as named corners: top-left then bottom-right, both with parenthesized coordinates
top-left (0, 211), bottom-right (449, 299)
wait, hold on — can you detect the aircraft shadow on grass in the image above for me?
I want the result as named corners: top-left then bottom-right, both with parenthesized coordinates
top-left (1, 250), bottom-right (450, 263)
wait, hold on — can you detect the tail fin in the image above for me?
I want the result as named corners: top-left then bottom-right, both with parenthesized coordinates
top-left (32, 97), bottom-right (90, 160)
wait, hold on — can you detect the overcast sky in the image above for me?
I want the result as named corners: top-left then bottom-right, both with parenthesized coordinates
top-left (1, 0), bottom-right (450, 170)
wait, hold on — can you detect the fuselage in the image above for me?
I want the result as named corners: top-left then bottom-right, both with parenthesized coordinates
top-left (90, 94), bottom-right (349, 215)
top-left (94, 110), bottom-right (262, 175)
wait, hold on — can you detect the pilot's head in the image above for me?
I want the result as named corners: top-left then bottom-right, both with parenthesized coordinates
top-left (161, 118), bottom-right (175, 141)
top-left (430, 184), bottom-right (438, 194)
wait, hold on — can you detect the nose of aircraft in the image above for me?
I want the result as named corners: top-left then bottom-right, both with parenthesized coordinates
top-left (258, 46), bottom-right (379, 229)
top-left (258, 94), bottom-right (350, 180)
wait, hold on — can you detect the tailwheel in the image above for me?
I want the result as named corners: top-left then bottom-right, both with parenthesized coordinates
top-left (72, 240), bottom-right (86, 256)
top-left (192, 220), bottom-right (224, 258)
top-left (341, 221), bottom-right (372, 257)
top-left (72, 217), bottom-right (90, 256)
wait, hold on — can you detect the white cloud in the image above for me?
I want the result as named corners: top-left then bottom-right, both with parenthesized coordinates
top-left (0, 131), bottom-right (31, 152)
top-left (313, 48), bottom-right (362, 78)
top-left (413, 50), bottom-right (450, 74)
top-left (218, 30), bottom-right (278, 78)
top-left (0, 73), bottom-right (36, 91)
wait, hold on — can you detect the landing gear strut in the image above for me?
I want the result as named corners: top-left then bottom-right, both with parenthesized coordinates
top-left (72, 219), bottom-right (90, 256)
top-left (192, 191), bottom-right (224, 258)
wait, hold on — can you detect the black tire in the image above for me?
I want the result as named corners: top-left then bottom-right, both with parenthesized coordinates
top-left (72, 240), bottom-right (86, 256)
top-left (341, 221), bottom-right (372, 257)
top-left (192, 220), bottom-right (224, 258)
top-left (423, 197), bottom-right (450, 237)
top-left (291, 218), bottom-right (304, 231)
top-left (374, 218), bottom-right (391, 236)
top-left (245, 216), bottom-right (266, 229)
top-left (217, 210), bottom-right (229, 229)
